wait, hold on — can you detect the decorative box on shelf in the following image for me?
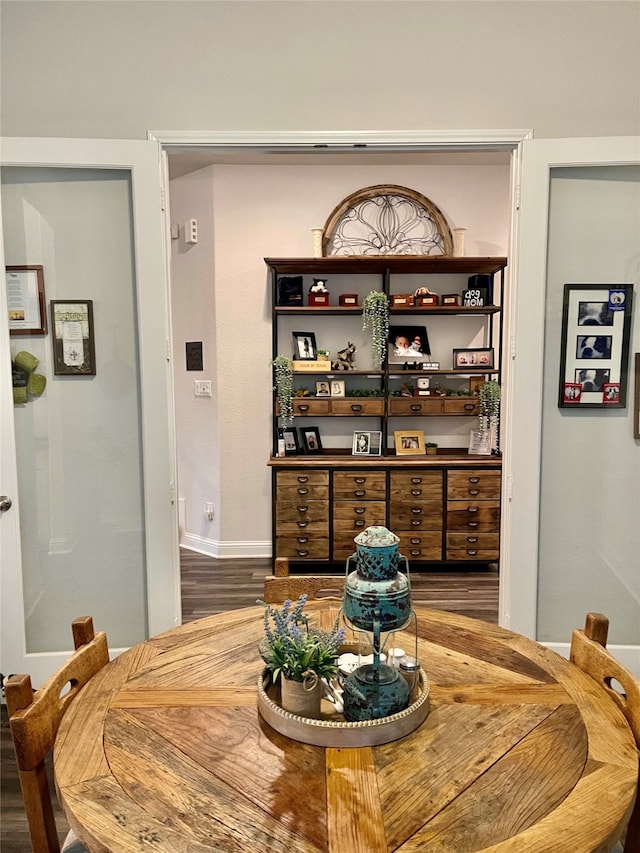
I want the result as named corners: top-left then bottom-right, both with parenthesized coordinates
top-left (441, 294), bottom-right (461, 306)
top-left (416, 294), bottom-right (439, 307)
top-left (309, 292), bottom-right (330, 306)
top-left (292, 360), bottom-right (328, 372)
top-left (391, 293), bottom-right (415, 308)
top-left (339, 293), bottom-right (359, 307)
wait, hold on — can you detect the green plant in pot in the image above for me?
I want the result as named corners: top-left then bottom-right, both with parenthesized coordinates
top-left (362, 291), bottom-right (389, 369)
top-left (272, 354), bottom-right (294, 426)
top-left (258, 594), bottom-right (345, 718)
top-left (478, 380), bottom-right (501, 454)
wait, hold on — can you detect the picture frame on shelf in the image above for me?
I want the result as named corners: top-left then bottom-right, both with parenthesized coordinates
top-left (394, 430), bottom-right (425, 456)
top-left (388, 325), bottom-right (432, 365)
top-left (315, 380), bottom-right (331, 397)
top-left (558, 284), bottom-right (633, 408)
top-left (452, 348), bottom-right (494, 370)
top-left (50, 300), bottom-right (96, 375)
top-left (292, 331), bottom-right (317, 361)
top-left (6, 265), bottom-right (47, 335)
top-left (352, 430), bottom-right (382, 456)
top-left (300, 426), bottom-right (322, 454)
top-left (468, 429), bottom-right (492, 456)
top-left (330, 379), bottom-right (346, 397)
top-left (281, 427), bottom-right (301, 456)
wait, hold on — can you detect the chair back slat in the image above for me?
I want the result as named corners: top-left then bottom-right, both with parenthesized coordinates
top-left (6, 616), bottom-right (109, 853)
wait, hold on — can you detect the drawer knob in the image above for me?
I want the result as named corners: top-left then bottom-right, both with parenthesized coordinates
top-left (297, 487), bottom-right (309, 495)
top-left (468, 506), bottom-right (479, 513)
top-left (410, 519), bottom-right (422, 527)
top-left (354, 489), bottom-right (366, 498)
top-left (297, 505), bottom-right (308, 513)
top-left (355, 520), bottom-right (365, 528)
top-left (297, 476), bottom-right (309, 483)
top-left (298, 404), bottom-right (309, 412)
top-left (411, 488), bottom-right (422, 496)
top-left (351, 404), bottom-right (362, 412)
top-left (411, 507), bottom-right (422, 515)
top-left (464, 403), bottom-right (476, 411)
top-left (297, 536), bottom-right (309, 543)
top-left (467, 521), bottom-right (479, 528)
top-left (469, 477), bottom-right (480, 484)
top-left (467, 549), bottom-right (478, 556)
top-left (297, 550), bottom-right (309, 557)
top-left (411, 477), bottom-right (422, 484)
top-left (297, 521), bottom-right (308, 528)
top-left (410, 404), bottom-right (421, 412)
top-left (355, 507), bottom-right (366, 515)
top-left (468, 489), bottom-right (479, 496)
top-left (354, 477), bottom-right (366, 484)
top-left (410, 538), bottom-right (421, 545)
top-left (467, 536), bottom-right (478, 543)
top-left (410, 549), bottom-right (421, 556)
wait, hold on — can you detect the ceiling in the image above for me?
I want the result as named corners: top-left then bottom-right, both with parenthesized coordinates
top-left (166, 148), bottom-right (511, 180)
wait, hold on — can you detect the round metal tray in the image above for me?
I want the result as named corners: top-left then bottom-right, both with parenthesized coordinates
top-left (257, 667), bottom-right (430, 747)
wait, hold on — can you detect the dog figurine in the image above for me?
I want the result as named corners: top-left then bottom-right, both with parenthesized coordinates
top-left (331, 342), bottom-right (356, 370)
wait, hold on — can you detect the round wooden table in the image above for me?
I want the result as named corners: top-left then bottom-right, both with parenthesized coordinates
top-left (54, 603), bottom-right (638, 852)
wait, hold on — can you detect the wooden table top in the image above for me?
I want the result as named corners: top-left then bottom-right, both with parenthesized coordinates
top-left (54, 603), bottom-right (638, 853)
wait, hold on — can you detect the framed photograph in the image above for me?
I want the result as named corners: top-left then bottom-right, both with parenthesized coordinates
top-left (468, 429), bottom-right (492, 456)
top-left (292, 331), bottom-right (317, 360)
top-left (330, 379), bottom-right (345, 397)
top-left (352, 430), bottom-right (382, 456)
top-left (50, 300), bottom-right (96, 375)
top-left (6, 265), bottom-right (47, 335)
top-left (315, 380), bottom-right (331, 396)
top-left (300, 426), bottom-right (322, 454)
top-left (634, 353), bottom-right (640, 439)
top-left (394, 430), bottom-right (425, 455)
top-left (453, 348), bottom-right (494, 370)
top-left (388, 325), bottom-right (431, 365)
top-left (281, 427), bottom-right (301, 456)
top-left (558, 284), bottom-right (633, 408)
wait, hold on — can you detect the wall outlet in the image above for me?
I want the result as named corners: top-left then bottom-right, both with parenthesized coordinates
top-left (205, 502), bottom-right (214, 520)
top-left (194, 380), bottom-right (212, 397)
top-left (185, 218), bottom-right (198, 244)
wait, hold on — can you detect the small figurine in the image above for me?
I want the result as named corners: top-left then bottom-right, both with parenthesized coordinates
top-left (331, 342), bottom-right (357, 370)
top-left (310, 278), bottom-right (328, 293)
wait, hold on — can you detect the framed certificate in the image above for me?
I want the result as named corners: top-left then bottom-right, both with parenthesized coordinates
top-left (6, 265), bottom-right (47, 335)
top-left (50, 300), bottom-right (96, 375)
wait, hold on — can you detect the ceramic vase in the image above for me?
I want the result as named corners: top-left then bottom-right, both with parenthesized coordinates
top-left (452, 227), bottom-right (467, 257)
top-left (280, 672), bottom-right (323, 718)
top-left (311, 227), bottom-right (324, 258)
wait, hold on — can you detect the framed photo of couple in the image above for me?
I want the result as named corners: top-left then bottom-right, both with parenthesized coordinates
top-left (558, 284), bottom-right (633, 408)
top-left (352, 430), bottom-right (382, 456)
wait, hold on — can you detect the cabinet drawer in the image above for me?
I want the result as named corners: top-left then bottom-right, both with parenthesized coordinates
top-left (446, 500), bottom-right (500, 532)
top-left (333, 501), bottom-right (386, 533)
top-left (333, 471), bottom-right (386, 500)
top-left (277, 471), bottom-right (329, 488)
top-left (276, 537), bottom-right (330, 560)
top-left (276, 500), bottom-right (329, 526)
top-left (446, 533), bottom-right (499, 560)
top-left (333, 540), bottom-right (359, 562)
top-left (390, 470), bottom-right (442, 500)
top-left (443, 398), bottom-right (480, 415)
top-left (330, 398), bottom-right (384, 416)
top-left (398, 531), bottom-right (442, 560)
top-left (293, 399), bottom-right (330, 416)
top-left (278, 484), bottom-right (328, 500)
top-left (389, 397), bottom-right (443, 415)
top-left (447, 470), bottom-right (501, 500)
top-left (390, 502), bottom-right (443, 530)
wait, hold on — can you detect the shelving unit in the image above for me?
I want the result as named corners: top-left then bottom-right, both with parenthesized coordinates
top-left (266, 256), bottom-right (507, 571)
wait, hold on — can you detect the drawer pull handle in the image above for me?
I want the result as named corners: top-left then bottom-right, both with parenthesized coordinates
top-left (410, 404), bottom-right (421, 412)
top-left (467, 536), bottom-right (478, 543)
top-left (469, 477), bottom-right (480, 484)
top-left (411, 477), bottom-right (422, 484)
top-left (297, 476), bottom-right (309, 483)
top-left (297, 550), bottom-right (309, 557)
top-left (467, 549), bottom-right (478, 556)
top-left (468, 489), bottom-right (479, 496)
top-left (410, 538), bottom-right (421, 545)
top-left (355, 507), bottom-right (366, 515)
top-left (298, 404), bottom-right (309, 413)
top-left (464, 403), bottom-right (475, 411)
top-left (410, 549), bottom-right (421, 556)
top-left (411, 508), bottom-right (422, 515)
top-left (411, 488), bottom-right (422, 496)
top-left (467, 521), bottom-right (479, 528)
top-left (297, 521), bottom-right (308, 528)
top-left (468, 506), bottom-right (479, 513)
top-left (351, 404), bottom-right (363, 412)
top-left (354, 489), bottom-right (366, 497)
top-left (355, 520), bottom-right (365, 528)
top-left (297, 536), bottom-right (309, 543)
top-left (354, 477), bottom-right (366, 484)
top-left (411, 519), bottom-right (422, 527)
top-left (297, 506), bottom-right (308, 513)
top-left (297, 488), bottom-right (309, 495)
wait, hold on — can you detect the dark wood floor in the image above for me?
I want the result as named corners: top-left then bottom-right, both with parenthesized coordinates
top-left (1, 552), bottom-right (498, 851)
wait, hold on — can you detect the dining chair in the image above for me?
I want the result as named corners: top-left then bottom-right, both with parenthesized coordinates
top-left (570, 612), bottom-right (640, 853)
top-left (263, 556), bottom-right (345, 603)
top-left (6, 616), bottom-right (110, 853)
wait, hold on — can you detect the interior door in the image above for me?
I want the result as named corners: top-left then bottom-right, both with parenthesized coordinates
top-left (0, 138), bottom-right (180, 684)
top-left (502, 135), bottom-right (640, 674)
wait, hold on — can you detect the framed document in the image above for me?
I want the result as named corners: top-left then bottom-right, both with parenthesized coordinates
top-left (50, 300), bottom-right (96, 375)
top-left (6, 265), bottom-right (47, 335)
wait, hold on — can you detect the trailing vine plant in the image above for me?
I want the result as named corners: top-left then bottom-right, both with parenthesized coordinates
top-left (272, 355), bottom-right (294, 426)
top-left (478, 380), bottom-right (501, 454)
top-left (362, 291), bottom-right (389, 370)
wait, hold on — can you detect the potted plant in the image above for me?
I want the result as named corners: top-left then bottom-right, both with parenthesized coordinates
top-left (259, 594), bottom-right (345, 718)
top-left (362, 290), bottom-right (389, 369)
top-left (478, 380), bottom-right (501, 454)
top-left (426, 442), bottom-right (438, 455)
top-left (272, 354), bottom-right (294, 426)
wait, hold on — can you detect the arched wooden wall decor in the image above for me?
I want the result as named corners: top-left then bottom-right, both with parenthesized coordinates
top-left (322, 184), bottom-right (453, 257)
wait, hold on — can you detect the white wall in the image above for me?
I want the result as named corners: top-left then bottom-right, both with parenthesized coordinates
top-left (170, 162), bottom-right (510, 554)
top-left (1, 1), bottom-right (639, 140)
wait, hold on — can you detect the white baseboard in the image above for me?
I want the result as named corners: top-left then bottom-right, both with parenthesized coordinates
top-left (181, 533), bottom-right (271, 559)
